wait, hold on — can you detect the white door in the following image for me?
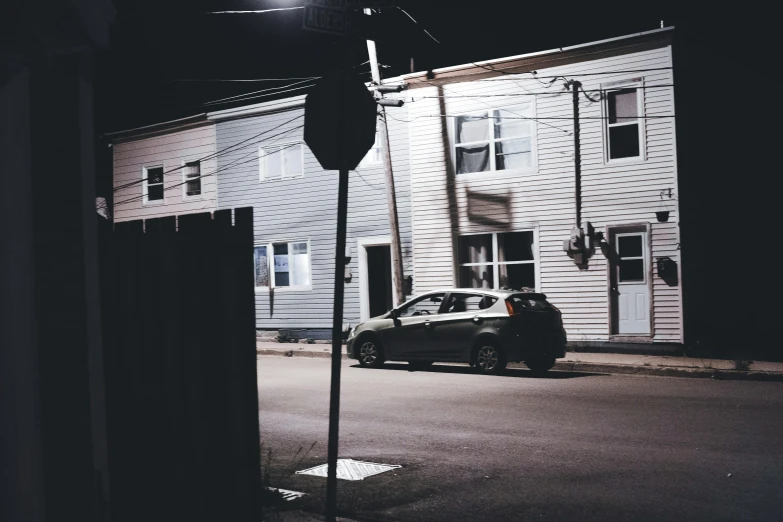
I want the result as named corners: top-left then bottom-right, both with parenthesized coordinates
top-left (615, 232), bottom-right (650, 335)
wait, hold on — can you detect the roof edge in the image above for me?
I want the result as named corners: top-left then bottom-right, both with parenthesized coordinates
top-left (104, 113), bottom-right (208, 143)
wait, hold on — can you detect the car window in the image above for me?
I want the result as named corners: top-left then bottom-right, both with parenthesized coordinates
top-left (443, 293), bottom-right (498, 313)
top-left (508, 294), bottom-right (549, 312)
top-left (397, 293), bottom-right (445, 317)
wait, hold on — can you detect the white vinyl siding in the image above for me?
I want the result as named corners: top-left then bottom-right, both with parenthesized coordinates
top-left (113, 124), bottom-right (218, 222)
top-left (216, 106), bottom-right (413, 330)
top-left (407, 42), bottom-right (681, 343)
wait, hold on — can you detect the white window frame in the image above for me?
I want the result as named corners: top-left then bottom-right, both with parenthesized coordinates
top-left (457, 229), bottom-right (540, 291)
top-left (181, 159), bottom-right (203, 201)
top-left (258, 141), bottom-right (305, 182)
top-left (142, 164), bottom-right (165, 205)
top-left (601, 77), bottom-right (646, 164)
top-left (451, 101), bottom-right (538, 179)
top-left (358, 129), bottom-right (382, 168)
top-left (254, 239), bottom-right (313, 292)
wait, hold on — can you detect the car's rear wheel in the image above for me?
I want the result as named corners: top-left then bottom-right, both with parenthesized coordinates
top-left (525, 356), bottom-right (556, 376)
top-left (357, 336), bottom-right (385, 368)
top-left (474, 342), bottom-right (507, 375)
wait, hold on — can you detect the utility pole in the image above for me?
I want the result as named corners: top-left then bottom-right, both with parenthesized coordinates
top-left (364, 7), bottom-right (405, 307)
top-left (571, 80), bottom-right (582, 227)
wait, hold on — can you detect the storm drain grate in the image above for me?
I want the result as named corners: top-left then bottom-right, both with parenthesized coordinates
top-left (296, 459), bottom-right (401, 481)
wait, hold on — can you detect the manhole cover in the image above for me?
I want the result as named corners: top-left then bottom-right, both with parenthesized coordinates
top-left (296, 459), bottom-right (401, 481)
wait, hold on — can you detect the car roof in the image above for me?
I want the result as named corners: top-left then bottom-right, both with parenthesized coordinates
top-left (423, 288), bottom-right (544, 298)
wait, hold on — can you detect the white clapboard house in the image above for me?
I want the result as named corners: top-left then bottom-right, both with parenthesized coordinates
top-left (109, 26), bottom-right (684, 351)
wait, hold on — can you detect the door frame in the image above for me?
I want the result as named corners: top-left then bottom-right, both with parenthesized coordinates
top-left (605, 223), bottom-right (654, 340)
top-left (358, 236), bottom-right (398, 322)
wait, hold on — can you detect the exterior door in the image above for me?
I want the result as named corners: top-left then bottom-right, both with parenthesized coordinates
top-left (366, 245), bottom-right (393, 318)
top-left (428, 293), bottom-right (498, 360)
top-left (613, 232), bottom-right (651, 335)
top-left (377, 292), bottom-right (445, 359)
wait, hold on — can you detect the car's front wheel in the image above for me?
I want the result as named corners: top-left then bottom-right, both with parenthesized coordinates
top-left (357, 336), bottom-right (385, 368)
top-left (474, 342), bottom-right (507, 375)
top-left (525, 356), bottom-right (556, 376)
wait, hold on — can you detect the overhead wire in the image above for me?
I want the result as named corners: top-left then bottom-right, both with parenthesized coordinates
top-left (205, 7), bottom-right (304, 15)
top-left (113, 113), bottom-right (304, 192)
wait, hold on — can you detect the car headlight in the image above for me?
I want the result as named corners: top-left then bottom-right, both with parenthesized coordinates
top-left (348, 327), bottom-right (356, 339)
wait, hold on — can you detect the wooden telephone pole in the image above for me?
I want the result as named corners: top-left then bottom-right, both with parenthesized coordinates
top-left (364, 8), bottom-right (405, 307)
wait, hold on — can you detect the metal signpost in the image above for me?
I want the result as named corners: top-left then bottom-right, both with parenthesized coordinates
top-left (303, 71), bottom-right (378, 522)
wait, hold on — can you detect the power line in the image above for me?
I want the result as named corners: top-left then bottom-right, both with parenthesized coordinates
top-left (113, 113), bottom-right (304, 192)
top-left (403, 84), bottom-right (675, 101)
top-left (173, 76), bottom-right (320, 83)
top-left (202, 82), bottom-right (315, 107)
top-left (108, 142), bottom-right (303, 210)
top-left (205, 7), bottom-right (304, 14)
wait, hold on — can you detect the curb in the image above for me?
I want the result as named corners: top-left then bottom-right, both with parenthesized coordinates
top-left (549, 361), bottom-right (783, 382)
top-left (257, 348), bottom-right (783, 382)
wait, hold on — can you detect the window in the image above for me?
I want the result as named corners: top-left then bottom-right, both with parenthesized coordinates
top-left (359, 130), bottom-right (381, 167)
top-left (254, 240), bottom-right (311, 289)
top-left (183, 161), bottom-right (201, 198)
top-left (443, 293), bottom-right (497, 314)
top-left (605, 85), bottom-right (643, 161)
top-left (616, 234), bottom-right (645, 283)
top-left (397, 293), bottom-right (445, 317)
top-left (143, 166), bottom-right (164, 203)
top-left (454, 103), bottom-right (534, 175)
top-left (259, 143), bottom-right (304, 181)
top-left (458, 231), bottom-right (537, 290)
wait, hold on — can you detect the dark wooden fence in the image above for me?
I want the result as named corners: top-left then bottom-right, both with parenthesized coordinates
top-left (98, 208), bottom-right (261, 522)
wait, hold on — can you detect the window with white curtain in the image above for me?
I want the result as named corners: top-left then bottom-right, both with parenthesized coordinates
top-left (457, 231), bottom-right (537, 290)
top-left (254, 240), bottom-right (311, 290)
top-left (454, 103), bottom-right (535, 175)
top-left (259, 142), bottom-right (304, 182)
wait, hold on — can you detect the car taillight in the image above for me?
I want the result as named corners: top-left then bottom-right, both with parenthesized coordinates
top-left (505, 299), bottom-right (516, 316)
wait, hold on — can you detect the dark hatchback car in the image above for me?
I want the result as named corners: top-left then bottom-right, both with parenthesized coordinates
top-left (347, 289), bottom-right (567, 375)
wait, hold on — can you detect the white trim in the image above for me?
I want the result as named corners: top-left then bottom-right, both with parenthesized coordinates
top-left (259, 141), bottom-right (305, 182)
top-left (142, 164), bottom-right (165, 206)
top-left (357, 236), bottom-right (398, 322)
top-left (602, 77), bottom-right (646, 164)
top-left (207, 95), bottom-right (306, 122)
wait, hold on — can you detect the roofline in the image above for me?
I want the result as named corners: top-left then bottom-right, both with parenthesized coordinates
top-left (104, 113), bottom-right (208, 143)
top-left (206, 94), bottom-right (307, 122)
top-left (383, 26), bottom-right (674, 85)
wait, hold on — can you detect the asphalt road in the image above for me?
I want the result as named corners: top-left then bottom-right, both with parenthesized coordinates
top-left (257, 356), bottom-right (783, 522)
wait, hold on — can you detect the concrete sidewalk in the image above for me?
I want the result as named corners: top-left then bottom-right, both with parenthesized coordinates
top-left (257, 340), bottom-right (783, 382)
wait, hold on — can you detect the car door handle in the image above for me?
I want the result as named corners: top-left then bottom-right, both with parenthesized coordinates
top-left (472, 315), bottom-right (483, 324)
top-left (424, 320), bottom-right (432, 328)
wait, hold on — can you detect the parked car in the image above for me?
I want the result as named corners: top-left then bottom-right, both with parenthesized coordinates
top-left (346, 289), bottom-right (567, 375)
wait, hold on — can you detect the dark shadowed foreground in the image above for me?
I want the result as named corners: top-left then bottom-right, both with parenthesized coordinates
top-left (258, 356), bottom-right (783, 521)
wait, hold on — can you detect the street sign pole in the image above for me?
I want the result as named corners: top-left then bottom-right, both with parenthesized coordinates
top-left (325, 41), bottom-right (352, 522)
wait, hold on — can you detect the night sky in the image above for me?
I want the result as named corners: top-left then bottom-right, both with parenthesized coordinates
top-left (95, 0), bottom-right (726, 133)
